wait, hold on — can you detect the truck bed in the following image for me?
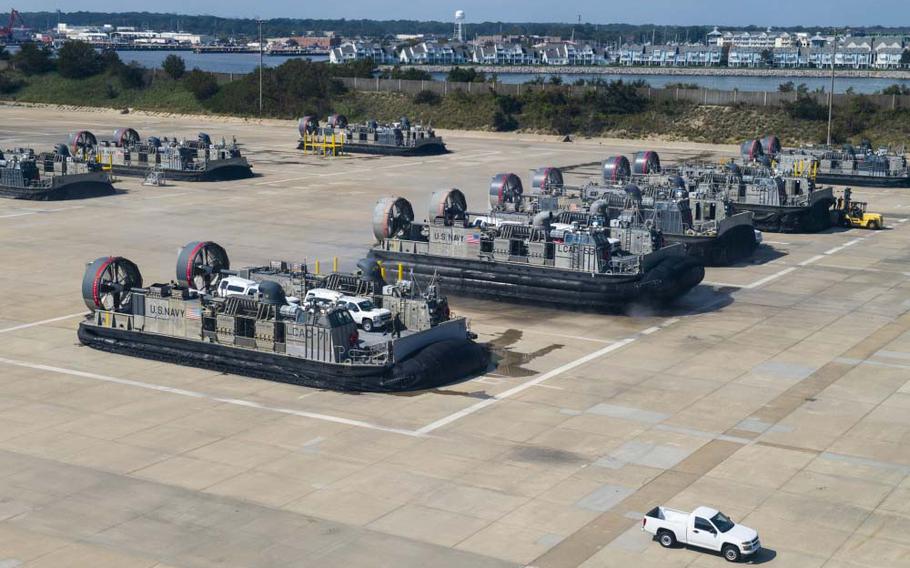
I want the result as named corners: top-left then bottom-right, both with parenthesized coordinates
top-left (646, 506), bottom-right (689, 525)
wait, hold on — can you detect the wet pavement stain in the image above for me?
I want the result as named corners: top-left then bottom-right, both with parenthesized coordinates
top-left (490, 329), bottom-right (564, 378)
top-left (510, 445), bottom-right (586, 464)
top-left (387, 388), bottom-right (493, 399)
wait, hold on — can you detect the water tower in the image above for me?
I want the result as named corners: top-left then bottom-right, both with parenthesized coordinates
top-left (454, 10), bottom-right (465, 42)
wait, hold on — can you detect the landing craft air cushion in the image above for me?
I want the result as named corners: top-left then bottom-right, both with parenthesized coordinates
top-left (78, 241), bottom-right (487, 392)
top-left (68, 128), bottom-right (253, 181)
top-left (0, 146), bottom-right (115, 200)
top-left (369, 187), bottom-right (705, 312)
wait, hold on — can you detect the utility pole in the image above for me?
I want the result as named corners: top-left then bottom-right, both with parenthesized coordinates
top-left (827, 29), bottom-right (837, 146)
top-left (258, 18), bottom-right (264, 119)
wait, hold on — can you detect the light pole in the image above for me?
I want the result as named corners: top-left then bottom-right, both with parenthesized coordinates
top-left (258, 18), bottom-right (263, 118)
top-left (826, 30), bottom-right (837, 146)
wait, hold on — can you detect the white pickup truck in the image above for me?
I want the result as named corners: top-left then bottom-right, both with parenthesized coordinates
top-left (642, 506), bottom-right (761, 562)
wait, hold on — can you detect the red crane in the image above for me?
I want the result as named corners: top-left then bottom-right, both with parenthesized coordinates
top-left (0, 9), bottom-right (25, 40)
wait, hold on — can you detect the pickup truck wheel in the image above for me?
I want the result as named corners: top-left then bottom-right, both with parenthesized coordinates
top-left (722, 544), bottom-right (741, 562)
top-left (362, 320), bottom-right (373, 332)
top-left (657, 530), bottom-right (676, 548)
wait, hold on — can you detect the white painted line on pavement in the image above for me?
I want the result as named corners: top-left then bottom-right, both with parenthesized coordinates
top-left (0, 313), bottom-right (86, 334)
top-left (824, 238), bottom-right (863, 255)
top-left (798, 255), bottom-right (825, 266)
top-left (0, 356), bottom-right (422, 437)
top-left (706, 235), bottom-right (873, 290)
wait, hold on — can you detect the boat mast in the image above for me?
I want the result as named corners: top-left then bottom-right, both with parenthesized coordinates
top-left (826, 29), bottom-right (837, 146)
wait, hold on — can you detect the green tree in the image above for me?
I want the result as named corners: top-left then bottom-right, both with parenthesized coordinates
top-left (162, 54), bottom-right (186, 79)
top-left (100, 49), bottom-right (122, 71)
top-left (881, 84), bottom-right (910, 96)
top-left (184, 68), bottom-right (220, 100)
top-left (760, 49), bottom-right (774, 67)
top-left (0, 46), bottom-right (9, 61)
top-left (10, 42), bottom-right (54, 75)
top-left (57, 41), bottom-right (104, 79)
top-left (778, 81), bottom-right (795, 93)
top-left (901, 49), bottom-right (910, 66)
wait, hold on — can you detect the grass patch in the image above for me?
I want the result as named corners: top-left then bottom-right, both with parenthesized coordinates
top-left (3, 72), bottom-right (205, 113)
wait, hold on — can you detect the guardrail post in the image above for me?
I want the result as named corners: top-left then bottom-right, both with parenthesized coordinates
top-left (376, 77), bottom-right (379, 92)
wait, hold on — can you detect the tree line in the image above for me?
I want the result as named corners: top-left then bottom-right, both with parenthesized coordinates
top-left (20, 11), bottom-right (909, 44)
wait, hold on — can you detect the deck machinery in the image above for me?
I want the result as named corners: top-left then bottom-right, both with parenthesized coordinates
top-left (78, 241), bottom-right (486, 392)
top-left (744, 135), bottom-right (910, 188)
top-left (69, 128), bottom-right (253, 181)
top-left (507, 154), bottom-right (758, 265)
top-left (650, 161), bottom-right (836, 233)
top-left (0, 146), bottom-right (115, 200)
top-left (369, 187), bottom-right (704, 312)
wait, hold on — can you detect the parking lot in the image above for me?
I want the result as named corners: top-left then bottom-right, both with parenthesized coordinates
top-left (1, 104), bottom-right (909, 567)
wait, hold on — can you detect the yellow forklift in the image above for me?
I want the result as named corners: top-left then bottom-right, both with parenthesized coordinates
top-left (834, 188), bottom-right (884, 230)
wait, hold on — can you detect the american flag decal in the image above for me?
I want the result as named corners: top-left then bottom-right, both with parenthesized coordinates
top-left (466, 233), bottom-right (480, 244)
top-left (186, 305), bottom-right (202, 320)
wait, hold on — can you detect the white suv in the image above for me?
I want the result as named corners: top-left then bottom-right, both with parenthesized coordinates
top-left (304, 288), bottom-right (392, 332)
top-left (217, 276), bottom-right (259, 298)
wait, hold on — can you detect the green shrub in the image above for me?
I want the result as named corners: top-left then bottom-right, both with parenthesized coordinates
top-left (0, 71), bottom-right (24, 94)
top-left (388, 66), bottom-right (432, 80)
top-left (57, 41), bottom-right (104, 79)
top-left (118, 63), bottom-right (145, 89)
top-left (184, 68), bottom-right (220, 101)
top-left (492, 110), bottom-right (518, 131)
top-left (414, 89), bottom-right (441, 105)
top-left (447, 67), bottom-right (485, 83)
top-left (329, 58), bottom-right (374, 79)
top-left (162, 54), bottom-right (186, 79)
top-left (784, 95), bottom-right (827, 121)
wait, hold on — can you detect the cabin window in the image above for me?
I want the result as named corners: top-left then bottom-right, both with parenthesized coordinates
top-left (709, 203), bottom-right (716, 219)
top-left (695, 203), bottom-right (702, 220)
top-left (227, 285), bottom-right (244, 293)
top-left (694, 518), bottom-right (715, 533)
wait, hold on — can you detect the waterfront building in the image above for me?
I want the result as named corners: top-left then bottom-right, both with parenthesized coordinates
top-left (679, 45), bottom-right (723, 66)
top-left (330, 41), bottom-right (396, 64)
top-left (399, 41), bottom-right (470, 65)
top-left (771, 46), bottom-right (807, 68)
top-left (728, 46), bottom-right (765, 67)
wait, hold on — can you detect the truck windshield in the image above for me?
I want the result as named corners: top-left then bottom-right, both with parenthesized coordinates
top-left (358, 300), bottom-right (375, 311)
top-left (711, 512), bottom-right (735, 533)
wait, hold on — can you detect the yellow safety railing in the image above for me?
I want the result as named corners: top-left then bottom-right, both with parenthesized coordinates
top-left (300, 130), bottom-right (345, 157)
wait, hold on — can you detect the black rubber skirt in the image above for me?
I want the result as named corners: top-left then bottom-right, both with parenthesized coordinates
top-left (78, 322), bottom-right (488, 392)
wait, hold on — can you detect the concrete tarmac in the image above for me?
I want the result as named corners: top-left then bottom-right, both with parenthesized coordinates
top-left (1, 104), bottom-right (910, 567)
